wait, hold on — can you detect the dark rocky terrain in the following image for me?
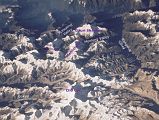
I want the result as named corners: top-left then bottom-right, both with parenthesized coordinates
top-left (0, 0), bottom-right (159, 120)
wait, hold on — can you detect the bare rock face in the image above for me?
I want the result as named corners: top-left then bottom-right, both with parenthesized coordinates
top-left (134, 107), bottom-right (159, 120)
top-left (85, 48), bottom-right (139, 77)
top-left (0, 7), bottom-right (14, 31)
top-left (82, 0), bottom-right (157, 13)
top-left (123, 10), bottom-right (159, 70)
top-left (127, 69), bottom-right (159, 104)
top-left (0, 59), bottom-right (88, 86)
top-left (2, 0), bottom-right (158, 31)
top-left (0, 0), bottom-right (159, 120)
top-left (35, 59), bottom-right (88, 85)
top-left (122, 11), bottom-right (159, 117)
top-left (0, 33), bottom-right (18, 51)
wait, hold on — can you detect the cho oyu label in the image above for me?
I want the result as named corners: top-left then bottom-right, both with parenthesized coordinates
top-left (65, 88), bottom-right (81, 93)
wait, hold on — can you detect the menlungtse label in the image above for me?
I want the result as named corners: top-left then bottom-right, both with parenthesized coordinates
top-left (84, 35), bottom-right (110, 43)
